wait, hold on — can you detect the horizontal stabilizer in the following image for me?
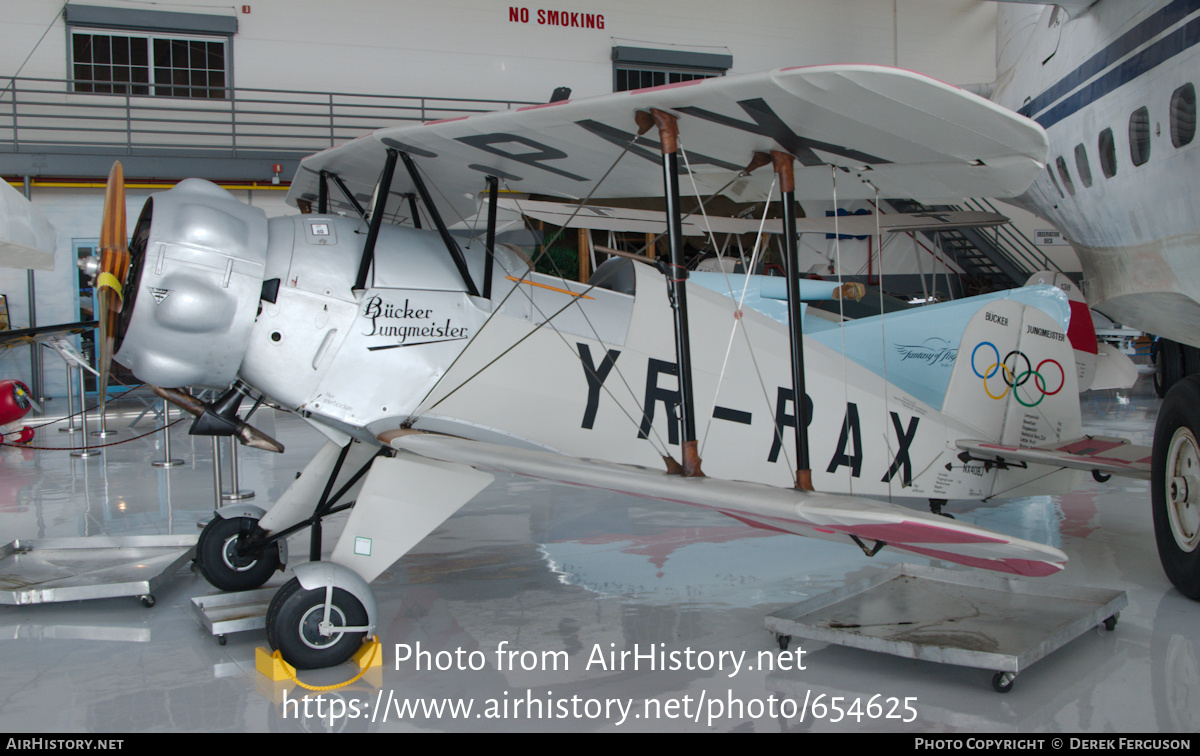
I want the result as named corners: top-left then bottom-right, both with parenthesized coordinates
top-left (957, 436), bottom-right (1151, 479)
top-left (386, 432), bottom-right (1068, 577)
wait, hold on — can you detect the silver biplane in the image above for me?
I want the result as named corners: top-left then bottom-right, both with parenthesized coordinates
top-left (84, 65), bottom-right (1126, 669)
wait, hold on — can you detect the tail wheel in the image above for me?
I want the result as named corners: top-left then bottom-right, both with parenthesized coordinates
top-left (1151, 376), bottom-right (1200, 599)
top-left (196, 515), bottom-right (281, 592)
top-left (266, 577), bottom-right (369, 670)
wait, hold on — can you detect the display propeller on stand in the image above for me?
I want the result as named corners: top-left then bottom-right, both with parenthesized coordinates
top-left (83, 162), bottom-right (131, 425)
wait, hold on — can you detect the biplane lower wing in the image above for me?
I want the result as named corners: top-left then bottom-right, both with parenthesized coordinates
top-left (956, 436), bottom-right (1152, 479)
top-left (387, 432), bottom-right (1068, 577)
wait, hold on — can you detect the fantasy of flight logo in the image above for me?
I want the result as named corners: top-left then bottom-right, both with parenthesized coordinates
top-left (893, 337), bottom-right (958, 366)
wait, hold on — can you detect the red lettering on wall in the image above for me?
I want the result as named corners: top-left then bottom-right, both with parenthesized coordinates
top-left (519, 8), bottom-right (605, 29)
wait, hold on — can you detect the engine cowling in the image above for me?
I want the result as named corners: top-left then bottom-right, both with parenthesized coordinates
top-left (114, 179), bottom-right (268, 389)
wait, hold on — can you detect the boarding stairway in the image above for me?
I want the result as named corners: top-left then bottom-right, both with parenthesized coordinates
top-left (887, 198), bottom-right (1066, 293)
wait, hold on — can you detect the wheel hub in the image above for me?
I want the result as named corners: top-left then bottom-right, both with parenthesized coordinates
top-left (221, 534), bottom-right (259, 572)
top-left (1165, 427), bottom-right (1200, 553)
top-left (299, 604), bottom-right (347, 650)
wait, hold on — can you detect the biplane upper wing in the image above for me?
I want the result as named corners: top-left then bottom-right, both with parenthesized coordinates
top-left (388, 433), bottom-right (1068, 578)
top-left (287, 65), bottom-right (1048, 226)
top-left (957, 436), bottom-right (1153, 479)
top-left (496, 197), bottom-right (1009, 237)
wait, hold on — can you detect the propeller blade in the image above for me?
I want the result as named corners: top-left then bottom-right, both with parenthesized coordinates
top-left (95, 162), bottom-right (130, 420)
top-left (151, 386), bottom-right (285, 453)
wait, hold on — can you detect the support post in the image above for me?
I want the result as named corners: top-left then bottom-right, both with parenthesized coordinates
top-left (70, 366), bottom-right (98, 458)
top-left (483, 176), bottom-right (498, 299)
top-left (638, 108), bottom-right (702, 477)
top-left (151, 398), bottom-right (183, 467)
top-left (221, 437), bottom-right (254, 500)
top-left (330, 174), bottom-right (367, 220)
top-left (23, 177), bottom-right (43, 403)
top-left (577, 227), bottom-right (589, 283)
top-left (211, 437), bottom-right (223, 509)
top-left (398, 151), bottom-right (481, 297)
top-left (354, 149), bottom-right (399, 292)
top-left (59, 363), bottom-right (79, 434)
top-left (769, 151), bottom-right (813, 490)
top-left (407, 194), bottom-right (422, 230)
top-left (318, 170), bottom-right (329, 214)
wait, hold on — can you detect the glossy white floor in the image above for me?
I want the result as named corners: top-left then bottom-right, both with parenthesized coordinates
top-left (0, 373), bottom-right (1194, 734)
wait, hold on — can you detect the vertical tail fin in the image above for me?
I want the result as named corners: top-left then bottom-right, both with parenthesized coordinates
top-left (942, 296), bottom-right (1082, 497)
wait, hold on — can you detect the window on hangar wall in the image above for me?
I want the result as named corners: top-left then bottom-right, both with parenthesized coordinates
top-left (65, 4), bottom-right (237, 99)
top-left (612, 46), bottom-right (731, 92)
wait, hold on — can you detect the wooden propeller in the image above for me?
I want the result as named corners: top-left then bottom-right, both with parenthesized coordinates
top-left (95, 162), bottom-right (131, 421)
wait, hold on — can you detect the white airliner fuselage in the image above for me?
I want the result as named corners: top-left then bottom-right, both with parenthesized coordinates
top-left (991, 0), bottom-right (1200, 347)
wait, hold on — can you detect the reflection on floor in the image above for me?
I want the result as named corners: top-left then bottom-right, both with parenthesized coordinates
top-left (0, 374), bottom-right (1195, 733)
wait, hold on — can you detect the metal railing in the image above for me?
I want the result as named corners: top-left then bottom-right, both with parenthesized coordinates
top-left (955, 197), bottom-right (1066, 277)
top-left (0, 77), bottom-right (539, 158)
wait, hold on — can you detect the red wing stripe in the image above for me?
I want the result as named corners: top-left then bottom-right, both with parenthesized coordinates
top-left (898, 545), bottom-right (1062, 577)
top-left (1056, 439), bottom-right (1126, 455)
top-left (831, 521), bottom-right (1008, 545)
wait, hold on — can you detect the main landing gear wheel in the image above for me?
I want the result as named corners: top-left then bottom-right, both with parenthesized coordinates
top-left (1154, 339), bottom-right (1184, 398)
top-left (266, 577), bottom-right (369, 670)
top-left (1151, 376), bottom-right (1200, 599)
top-left (196, 515), bottom-right (281, 592)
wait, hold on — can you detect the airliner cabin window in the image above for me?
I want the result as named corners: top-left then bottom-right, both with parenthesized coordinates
top-left (1098, 128), bottom-right (1118, 178)
top-left (1046, 165), bottom-right (1065, 198)
top-left (1074, 144), bottom-right (1093, 188)
top-left (1056, 156), bottom-right (1076, 196)
top-left (1170, 83), bottom-right (1196, 148)
top-left (1129, 107), bottom-right (1151, 166)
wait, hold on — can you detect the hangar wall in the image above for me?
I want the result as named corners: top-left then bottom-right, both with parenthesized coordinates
top-left (4, 0), bottom-right (998, 102)
top-left (1, 0), bottom-right (1013, 399)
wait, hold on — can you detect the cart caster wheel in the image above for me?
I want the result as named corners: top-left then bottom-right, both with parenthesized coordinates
top-left (993, 672), bottom-right (1012, 696)
top-left (218, 635), bottom-right (227, 646)
top-left (1103, 613), bottom-right (1119, 631)
top-left (777, 634), bottom-right (791, 651)
top-left (1092, 470), bottom-right (1112, 483)
top-left (991, 672), bottom-right (1014, 693)
top-left (140, 595), bottom-right (156, 608)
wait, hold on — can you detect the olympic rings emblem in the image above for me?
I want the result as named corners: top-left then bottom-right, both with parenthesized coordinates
top-left (970, 341), bottom-right (1065, 407)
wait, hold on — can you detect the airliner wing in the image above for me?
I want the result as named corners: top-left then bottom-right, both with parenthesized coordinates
top-left (288, 65), bottom-right (1048, 226)
top-left (386, 432), bottom-right (1068, 577)
top-left (957, 436), bottom-right (1152, 479)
